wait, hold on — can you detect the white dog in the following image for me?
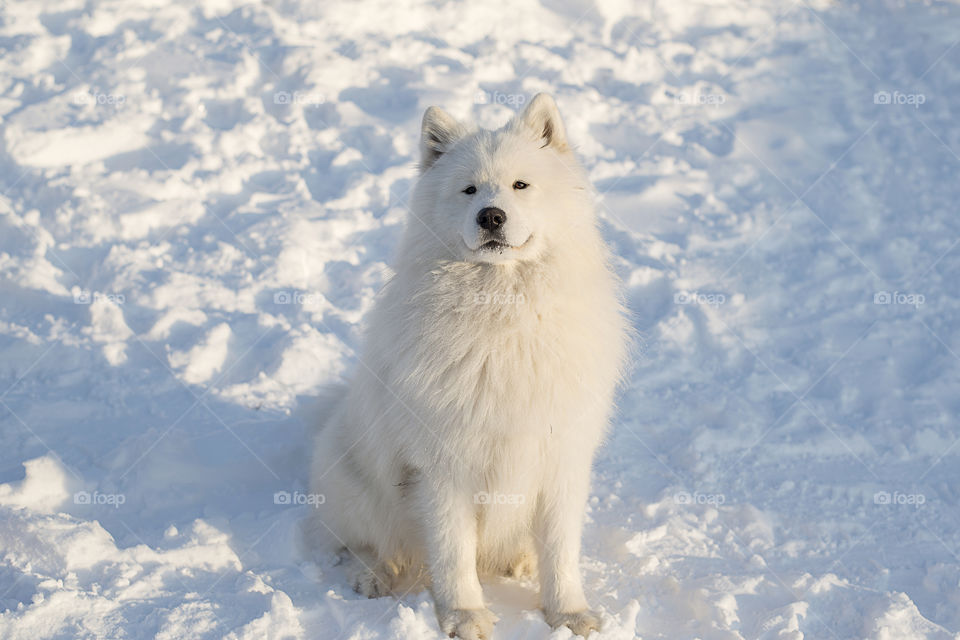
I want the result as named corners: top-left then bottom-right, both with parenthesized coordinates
top-left (308, 93), bottom-right (628, 639)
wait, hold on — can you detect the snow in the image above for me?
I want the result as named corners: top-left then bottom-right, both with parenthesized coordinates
top-left (1, 0), bottom-right (959, 638)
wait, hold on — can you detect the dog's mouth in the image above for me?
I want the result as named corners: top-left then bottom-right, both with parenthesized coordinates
top-left (479, 239), bottom-right (508, 251)
top-left (472, 235), bottom-right (532, 253)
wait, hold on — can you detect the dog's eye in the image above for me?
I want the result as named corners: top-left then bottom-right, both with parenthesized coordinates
top-left (462, 186), bottom-right (477, 195)
top-left (513, 180), bottom-right (529, 190)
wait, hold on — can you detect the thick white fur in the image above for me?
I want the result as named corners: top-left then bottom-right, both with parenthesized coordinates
top-left (308, 94), bottom-right (628, 639)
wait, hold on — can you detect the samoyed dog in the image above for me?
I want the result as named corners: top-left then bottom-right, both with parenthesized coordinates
top-left (308, 93), bottom-right (628, 639)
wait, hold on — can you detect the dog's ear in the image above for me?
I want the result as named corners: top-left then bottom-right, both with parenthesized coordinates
top-left (420, 106), bottom-right (466, 172)
top-left (517, 93), bottom-right (569, 153)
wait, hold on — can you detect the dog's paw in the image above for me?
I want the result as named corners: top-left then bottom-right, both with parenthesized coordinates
top-left (348, 559), bottom-right (394, 598)
top-left (351, 569), bottom-right (390, 598)
top-left (439, 607), bottom-right (496, 640)
top-left (545, 609), bottom-right (602, 637)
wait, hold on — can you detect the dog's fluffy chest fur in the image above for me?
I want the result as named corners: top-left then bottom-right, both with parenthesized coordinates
top-left (364, 254), bottom-right (622, 451)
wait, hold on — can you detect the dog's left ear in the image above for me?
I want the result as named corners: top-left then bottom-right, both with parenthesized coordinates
top-left (517, 93), bottom-right (569, 153)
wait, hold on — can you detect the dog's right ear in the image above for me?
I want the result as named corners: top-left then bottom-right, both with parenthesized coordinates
top-left (420, 106), bottom-right (466, 172)
top-left (517, 93), bottom-right (569, 153)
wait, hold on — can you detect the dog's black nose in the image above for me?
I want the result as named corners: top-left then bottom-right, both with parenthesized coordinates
top-left (476, 207), bottom-right (506, 231)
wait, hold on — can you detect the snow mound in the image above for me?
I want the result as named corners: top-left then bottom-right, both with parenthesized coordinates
top-left (0, 457), bottom-right (73, 514)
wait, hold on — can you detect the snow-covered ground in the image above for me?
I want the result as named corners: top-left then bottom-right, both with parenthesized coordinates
top-left (1, 0), bottom-right (959, 637)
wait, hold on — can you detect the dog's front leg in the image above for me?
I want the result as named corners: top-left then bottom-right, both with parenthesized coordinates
top-left (416, 475), bottom-right (494, 640)
top-left (535, 462), bottom-right (601, 637)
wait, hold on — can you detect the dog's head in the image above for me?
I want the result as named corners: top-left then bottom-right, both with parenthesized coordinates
top-left (411, 93), bottom-right (592, 265)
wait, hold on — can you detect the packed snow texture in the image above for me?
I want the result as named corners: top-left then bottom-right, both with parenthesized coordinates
top-left (1, 0), bottom-right (959, 638)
